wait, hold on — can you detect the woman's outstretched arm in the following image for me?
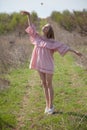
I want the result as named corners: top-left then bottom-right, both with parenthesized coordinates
top-left (20, 11), bottom-right (31, 26)
top-left (69, 48), bottom-right (83, 57)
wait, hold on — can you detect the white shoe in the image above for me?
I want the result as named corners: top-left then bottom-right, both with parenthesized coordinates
top-left (47, 106), bottom-right (54, 114)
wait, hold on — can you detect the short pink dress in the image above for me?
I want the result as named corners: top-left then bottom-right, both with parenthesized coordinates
top-left (25, 24), bottom-right (70, 74)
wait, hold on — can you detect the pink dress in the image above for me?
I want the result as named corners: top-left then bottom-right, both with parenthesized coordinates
top-left (25, 24), bottom-right (70, 74)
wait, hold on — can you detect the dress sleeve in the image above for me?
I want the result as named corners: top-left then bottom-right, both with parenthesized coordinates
top-left (25, 25), bottom-right (70, 56)
top-left (56, 43), bottom-right (70, 56)
top-left (25, 24), bottom-right (37, 37)
top-left (39, 39), bottom-right (70, 56)
top-left (25, 24), bottom-right (39, 43)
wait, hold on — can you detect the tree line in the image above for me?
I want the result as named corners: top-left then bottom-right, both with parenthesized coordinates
top-left (0, 9), bottom-right (87, 35)
top-left (51, 9), bottom-right (87, 35)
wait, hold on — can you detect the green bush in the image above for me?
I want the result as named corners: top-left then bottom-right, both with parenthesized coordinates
top-left (0, 10), bottom-right (87, 35)
top-left (31, 11), bottom-right (38, 22)
top-left (51, 11), bottom-right (63, 24)
top-left (51, 9), bottom-right (87, 33)
top-left (0, 13), bottom-right (10, 34)
top-left (0, 12), bottom-right (38, 35)
top-left (74, 10), bottom-right (87, 33)
top-left (61, 10), bottom-right (76, 31)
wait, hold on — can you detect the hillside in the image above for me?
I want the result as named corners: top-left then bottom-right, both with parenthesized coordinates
top-left (47, 18), bottom-right (87, 68)
top-left (0, 53), bottom-right (87, 130)
top-left (0, 18), bottom-right (87, 130)
top-left (0, 18), bottom-right (87, 73)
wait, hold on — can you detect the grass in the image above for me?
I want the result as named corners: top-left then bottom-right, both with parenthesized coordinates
top-left (0, 53), bottom-right (87, 130)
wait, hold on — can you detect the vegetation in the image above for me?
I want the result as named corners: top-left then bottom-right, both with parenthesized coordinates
top-left (0, 9), bottom-right (87, 130)
top-left (0, 12), bottom-right (38, 35)
top-left (0, 9), bottom-right (87, 35)
top-left (51, 9), bottom-right (87, 34)
top-left (0, 54), bottom-right (87, 130)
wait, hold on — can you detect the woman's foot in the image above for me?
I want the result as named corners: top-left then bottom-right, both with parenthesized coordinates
top-left (47, 106), bottom-right (54, 114)
top-left (44, 106), bottom-right (54, 114)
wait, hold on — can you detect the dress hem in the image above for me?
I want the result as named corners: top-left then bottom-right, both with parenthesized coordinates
top-left (29, 67), bottom-right (54, 74)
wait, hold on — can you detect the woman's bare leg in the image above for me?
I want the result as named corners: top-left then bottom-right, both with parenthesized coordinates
top-left (38, 71), bottom-right (49, 108)
top-left (46, 73), bottom-right (54, 109)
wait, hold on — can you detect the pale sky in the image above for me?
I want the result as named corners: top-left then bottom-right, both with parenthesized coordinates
top-left (0, 0), bottom-right (87, 18)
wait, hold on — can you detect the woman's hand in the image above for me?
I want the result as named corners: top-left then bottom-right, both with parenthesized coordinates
top-left (20, 11), bottom-right (31, 25)
top-left (70, 48), bottom-right (83, 57)
top-left (20, 11), bottom-right (30, 15)
top-left (75, 51), bottom-right (83, 57)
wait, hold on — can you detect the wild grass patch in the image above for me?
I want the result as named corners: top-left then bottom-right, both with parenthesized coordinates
top-left (0, 54), bottom-right (87, 130)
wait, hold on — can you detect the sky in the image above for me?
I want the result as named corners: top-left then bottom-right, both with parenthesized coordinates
top-left (0, 0), bottom-right (87, 18)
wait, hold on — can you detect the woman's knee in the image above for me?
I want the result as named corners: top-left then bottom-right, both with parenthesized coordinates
top-left (46, 73), bottom-right (53, 88)
top-left (47, 81), bottom-right (52, 88)
top-left (42, 80), bottom-right (47, 87)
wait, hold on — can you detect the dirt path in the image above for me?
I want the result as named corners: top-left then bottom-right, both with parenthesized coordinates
top-left (16, 90), bottom-right (30, 130)
top-left (14, 71), bottom-right (40, 130)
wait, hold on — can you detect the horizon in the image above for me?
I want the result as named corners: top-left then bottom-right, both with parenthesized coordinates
top-left (0, 0), bottom-right (87, 18)
top-left (0, 9), bottom-right (87, 18)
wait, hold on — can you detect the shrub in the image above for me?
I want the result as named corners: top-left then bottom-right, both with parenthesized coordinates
top-left (51, 9), bottom-right (87, 34)
top-left (0, 12), bottom-right (38, 35)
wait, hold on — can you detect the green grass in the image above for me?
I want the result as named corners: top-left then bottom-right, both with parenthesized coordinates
top-left (0, 54), bottom-right (87, 130)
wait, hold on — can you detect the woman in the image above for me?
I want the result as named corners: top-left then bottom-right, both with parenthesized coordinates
top-left (20, 11), bottom-right (82, 114)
